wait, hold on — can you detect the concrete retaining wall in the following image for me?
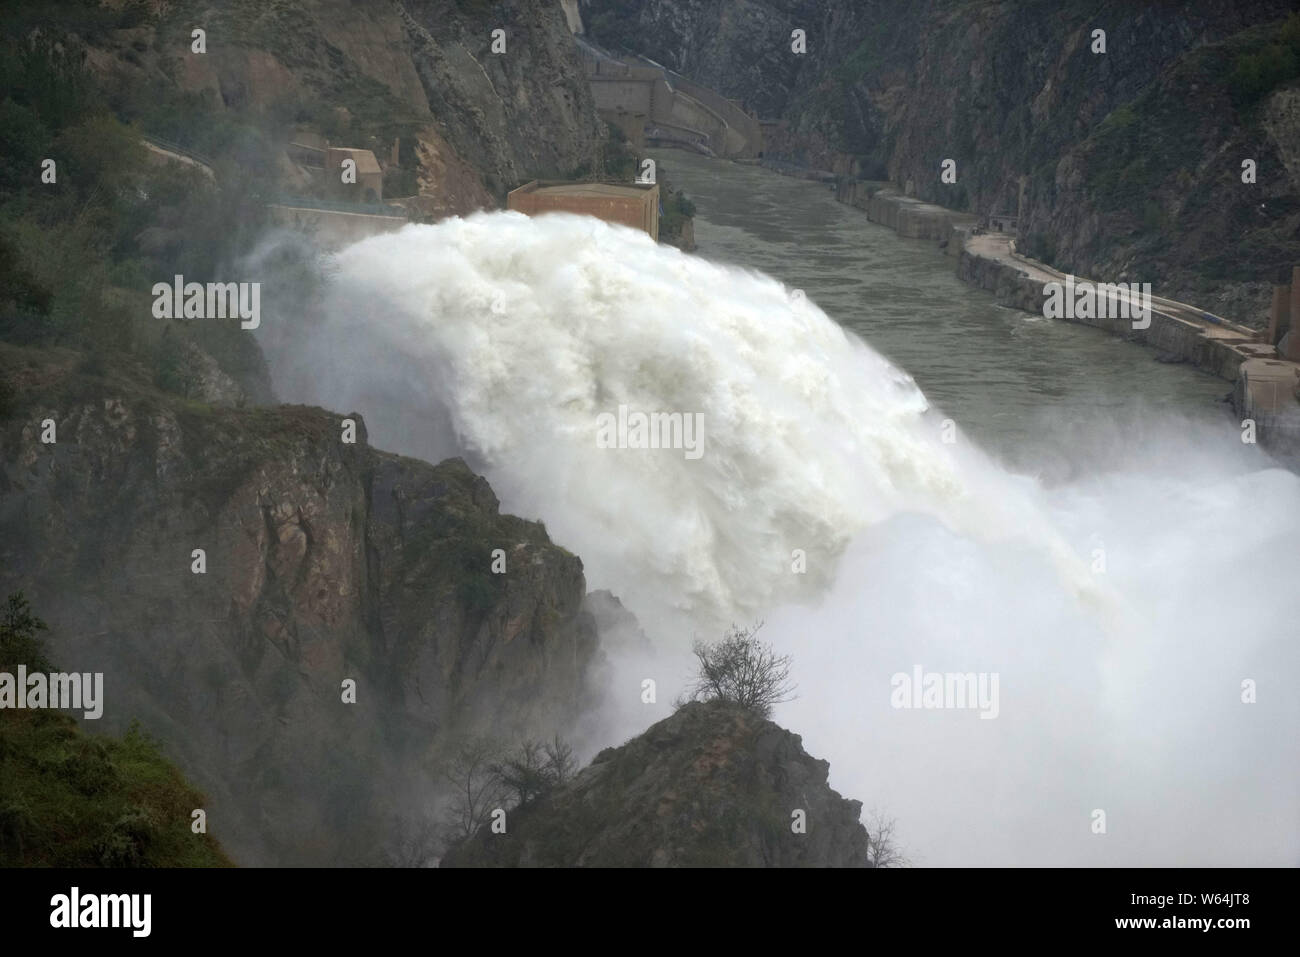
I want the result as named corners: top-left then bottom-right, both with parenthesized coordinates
top-left (268, 205), bottom-right (407, 248)
top-left (669, 74), bottom-right (761, 157)
top-left (836, 181), bottom-right (977, 242)
top-left (590, 77), bottom-right (654, 115)
top-left (954, 246), bottom-right (1258, 382)
top-left (844, 183), bottom-right (1262, 383)
top-left (584, 52), bottom-right (760, 158)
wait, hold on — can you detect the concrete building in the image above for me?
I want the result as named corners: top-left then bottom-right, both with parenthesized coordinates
top-left (987, 212), bottom-right (1018, 233)
top-left (325, 147), bottom-right (383, 203)
top-left (507, 180), bottom-right (660, 241)
top-left (1263, 265), bottom-right (1300, 361)
top-left (1235, 357), bottom-right (1300, 449)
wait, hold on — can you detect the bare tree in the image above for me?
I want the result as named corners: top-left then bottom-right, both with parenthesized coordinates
top-left (684, 622), bottom-right (796, 718)
top-left (864, 809), bottom-right (911, 868)
top-left (492, 739), bottom-right (554, 806)
top-left (440, 733), bottom-right (579, 844)
top-left (441, 737), bottom-right (507, 842)
top-left (542, 734), bottom-right (577, 787)
top-left (491, 735), bottom-right (579, 806)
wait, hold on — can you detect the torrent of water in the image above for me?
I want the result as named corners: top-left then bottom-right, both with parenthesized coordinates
top-left (259, 206), bottom-right (1299, 866)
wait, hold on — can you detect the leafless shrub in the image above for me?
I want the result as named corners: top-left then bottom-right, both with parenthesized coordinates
top-left (684, 622), bottom-right (796, 718)
top-left (441, 737), bottom-right (508, 842)
top-left (864, 809), bottom-right (911, 868)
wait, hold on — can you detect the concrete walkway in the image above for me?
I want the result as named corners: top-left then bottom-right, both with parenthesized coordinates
top-left (964, 230), bottom-right (1275, 366)
top-left (140, 137), bottom-right (215, 180)
top-left (962, 228), bottom-right (1298, 451)
top-left (996, 236), bottom-right (1257, 341)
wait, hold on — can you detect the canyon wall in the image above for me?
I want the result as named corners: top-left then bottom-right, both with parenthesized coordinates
top-left (581, 0), bottom-right (1300, 327)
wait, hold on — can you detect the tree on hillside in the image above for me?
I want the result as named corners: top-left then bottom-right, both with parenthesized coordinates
top-left (492, 735), bottom-right (577, 807)
top-left (864, 809), bottom-right (911, 868)
top-left (541, 734), bottom-right (577, 788)
top-left (441, 733), bottom-right (579, 844)
top-left (440, 737), bottom-right (507, 842)
top-left (683, 622), bottom-right (796, 719)
top-left (0, 591), bottom-right (52, 671)
top-left (492, 739), bottom-right (550, 807)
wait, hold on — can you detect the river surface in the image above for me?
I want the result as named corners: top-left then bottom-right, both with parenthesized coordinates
top-left (659, 148), bottom-right (1230, 468)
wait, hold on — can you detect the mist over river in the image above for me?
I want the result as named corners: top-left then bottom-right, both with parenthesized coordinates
top-left (259, 153), bottom-right (1299, 867)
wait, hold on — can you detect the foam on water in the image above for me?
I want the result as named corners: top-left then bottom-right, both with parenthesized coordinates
top-left (260, 212), bottom-right (1299, 865)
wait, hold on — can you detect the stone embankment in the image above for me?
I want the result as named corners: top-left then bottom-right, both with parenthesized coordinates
top-left (830, 178), bottom-right (1300, 453)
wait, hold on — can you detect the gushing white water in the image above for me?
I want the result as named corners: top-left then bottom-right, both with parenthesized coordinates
top-left (261, 212), bottom-right (1300, 865)
top-left (267, 213), bottom-right (1096, 627)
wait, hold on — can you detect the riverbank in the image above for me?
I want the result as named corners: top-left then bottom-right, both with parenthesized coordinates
top-left (820, 174), bottom-right (1300, 455)
top-left (833, 180), bottom-right (1273, 380)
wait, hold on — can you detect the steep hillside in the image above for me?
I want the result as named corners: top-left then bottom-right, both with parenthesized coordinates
top-left (581, 0), bottom-right (1300, 326)
top-left (0, 593), bottom-right (233, 867)
top-left (441, 699), bottom-right (871, 867)
top-left (67, 0), bottom-right (611, 212)
top-left (0, 711), bottom-right (235, 867)
top-left (0, 343), bottom-right (599, 865)
top-left (0, 0), bottom-right (632, 404)
top-left (0, 1), bottom-right (685, 867)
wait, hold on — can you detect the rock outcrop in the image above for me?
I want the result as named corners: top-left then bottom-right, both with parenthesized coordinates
top-left (442, 699), bottom-right (870, 867)
top-left (0, 343), bottom-right (599, 865)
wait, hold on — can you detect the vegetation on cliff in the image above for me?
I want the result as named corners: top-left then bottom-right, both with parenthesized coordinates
top-left (0, 593), bottom-right (233, 867)
top-left (0, 15), bottom-right (274, 401)
top-left (1227, 12), bottom-right (1300, 105)
top-left (1055, 11), bottom-right (1300, 302)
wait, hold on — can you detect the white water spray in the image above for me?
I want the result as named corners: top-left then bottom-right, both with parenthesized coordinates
top-left (261, 212), bottom-right (1300, 865)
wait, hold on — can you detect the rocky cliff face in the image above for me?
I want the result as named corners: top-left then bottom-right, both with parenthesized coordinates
top-left (441, 699), bottom-right (870, 867)
top-left (0, 343), bottom-right (599, 865)
top-left (397, 0), bottom-right (611, 198)
top-left (86, 0), bottom-right (609, 215)
top-left (581, 0), bottom-right (1300, 326)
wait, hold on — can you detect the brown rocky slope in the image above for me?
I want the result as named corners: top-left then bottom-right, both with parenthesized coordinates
top-left (442, 699), bottom-right (871, 867)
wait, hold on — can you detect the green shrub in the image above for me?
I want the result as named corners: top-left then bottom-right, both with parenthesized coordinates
top-left (1226, 13), bottom-right (1300, 106)
top-left (0, 592), bottom-right (53, 672)
top-left (0, 594), bottom-right (234, 867)
top-left (458, 574), bottom-right (501, 613)
top-left (1228, 44), bottom-right (1299, 104)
